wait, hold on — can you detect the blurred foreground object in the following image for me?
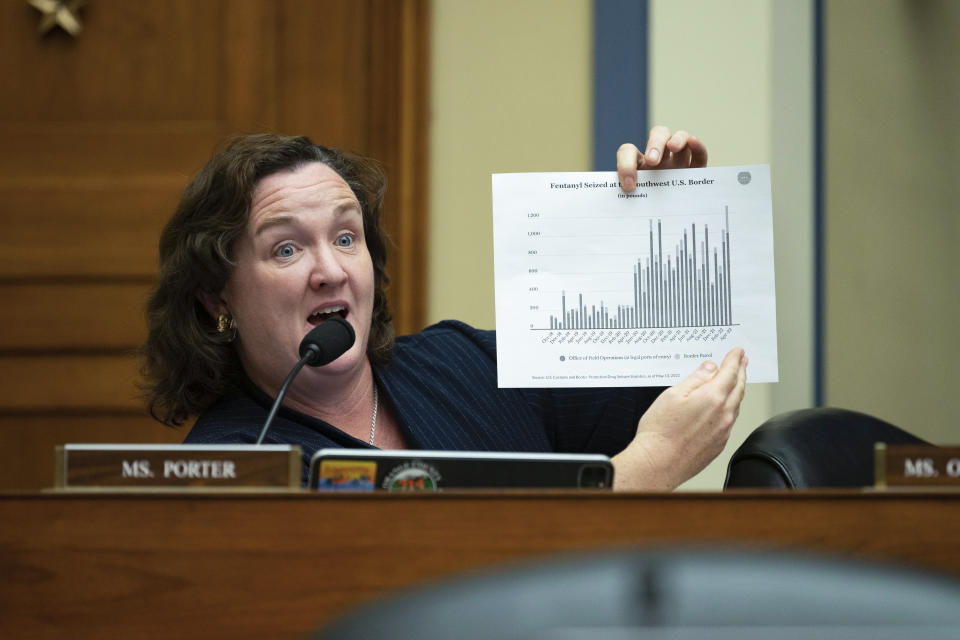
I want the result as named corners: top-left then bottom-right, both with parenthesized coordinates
top-left (313, 547), bottom-right (960, 639)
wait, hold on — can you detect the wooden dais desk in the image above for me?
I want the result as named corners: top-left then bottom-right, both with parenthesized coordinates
top-left (1, 490), bottom-right (958, 639)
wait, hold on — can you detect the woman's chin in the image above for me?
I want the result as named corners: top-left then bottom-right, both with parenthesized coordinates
top-left (311, 344), bottom-right (367, 377)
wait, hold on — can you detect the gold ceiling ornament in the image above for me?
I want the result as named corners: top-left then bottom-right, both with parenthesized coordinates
top-left (28, 0), bottom-right (86, 37)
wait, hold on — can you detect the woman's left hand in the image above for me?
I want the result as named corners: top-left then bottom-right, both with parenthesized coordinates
top-left (611, 347), bottom-right (747, 491)
top-left (617, 125), bottom-right (708, 192)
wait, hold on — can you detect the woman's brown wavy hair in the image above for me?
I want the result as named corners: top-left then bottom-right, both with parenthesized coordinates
top-left (140, 134), bottom-right (393, 426)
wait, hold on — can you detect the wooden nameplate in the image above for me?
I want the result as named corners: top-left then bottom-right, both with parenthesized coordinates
top-left (875, 443), bottom-right (960, 489)
top-left (55, 444), bottom-right (302, 491)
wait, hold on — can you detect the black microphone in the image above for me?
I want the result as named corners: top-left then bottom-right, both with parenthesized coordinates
top-left (255, 317), bottom-right (356, 445)
top-left (298, 315), bottom-right (356, 366)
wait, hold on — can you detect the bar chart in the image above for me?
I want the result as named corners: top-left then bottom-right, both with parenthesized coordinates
top-left (492, 166), bottom-right (778, 387)
top-left (543, 209), bottom-right (733, 330)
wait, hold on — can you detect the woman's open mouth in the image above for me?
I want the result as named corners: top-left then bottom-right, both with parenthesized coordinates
top-left (307, 305), bottom-right (348, 326)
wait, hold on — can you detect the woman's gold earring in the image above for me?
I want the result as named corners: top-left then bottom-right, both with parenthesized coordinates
top-left (217, 313), bottom-right (237, 340)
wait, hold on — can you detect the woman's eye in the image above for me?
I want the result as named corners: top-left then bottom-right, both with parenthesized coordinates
top-left (336, 234), bottom-right (354, 248)
top-left (276, 243), bottom-right (296, 258)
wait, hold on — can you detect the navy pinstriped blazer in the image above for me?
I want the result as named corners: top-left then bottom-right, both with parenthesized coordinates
top-left (184, 320), bottom-right (665, 484)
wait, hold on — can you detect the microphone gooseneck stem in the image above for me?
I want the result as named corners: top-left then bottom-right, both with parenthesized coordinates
top-left (255, 348), bottom-right (316, 445)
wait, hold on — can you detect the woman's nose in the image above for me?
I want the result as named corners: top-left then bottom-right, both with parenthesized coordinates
top-left (308, 247), bottom-right (348, 289)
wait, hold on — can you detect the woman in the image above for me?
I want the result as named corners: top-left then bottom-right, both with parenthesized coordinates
top-left (141, 127), bottom-right (746, 489)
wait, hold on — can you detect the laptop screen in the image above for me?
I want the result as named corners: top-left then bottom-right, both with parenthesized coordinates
top-left (308, 449), bottom-right (613, 491)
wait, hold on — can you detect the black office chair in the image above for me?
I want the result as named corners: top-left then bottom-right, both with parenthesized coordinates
top-left (312, 547), bottom-right (960, 639)
top-left (725, 407), bottom-right (930, 489)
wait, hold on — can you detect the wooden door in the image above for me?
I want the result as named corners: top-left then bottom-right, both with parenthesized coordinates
top-left (0, 0), bottom-right (428, 490)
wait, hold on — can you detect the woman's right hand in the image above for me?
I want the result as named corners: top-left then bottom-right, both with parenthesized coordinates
top-left (616, 125), bottom-right (709, 192)
top-left (611, 347), bottom-right (747, 490)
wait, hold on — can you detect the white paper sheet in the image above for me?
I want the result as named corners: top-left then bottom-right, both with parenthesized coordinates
top-left (492, 165), bottom-right (778, 387)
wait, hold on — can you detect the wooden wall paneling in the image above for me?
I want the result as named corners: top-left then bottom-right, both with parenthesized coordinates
top-left (0, 355), bottom-right (141, 411)
top-left (223, 0), bottom-right (279, 132)
top-left (367, 0), bottom-right (429, 335)
top-left (0, 178), bottom-right (181, 277)
top-left (398, 0), bottom-right (429, 334)
top-left (0, 282), bottom-right (149, 349)
top-left (276, 0), bottom-right (370, 148)
top-left (0, 416), bottom-right (183, 490)
top-left (0, 1), bottom-right (222, 124)
top-left (0, 125), bottom-right (226, 179)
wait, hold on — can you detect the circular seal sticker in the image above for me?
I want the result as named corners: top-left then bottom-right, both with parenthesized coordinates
top-left (382, 461), bottom-right (441, 492)
top-left (737, 171), bottom-right (752, 185)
